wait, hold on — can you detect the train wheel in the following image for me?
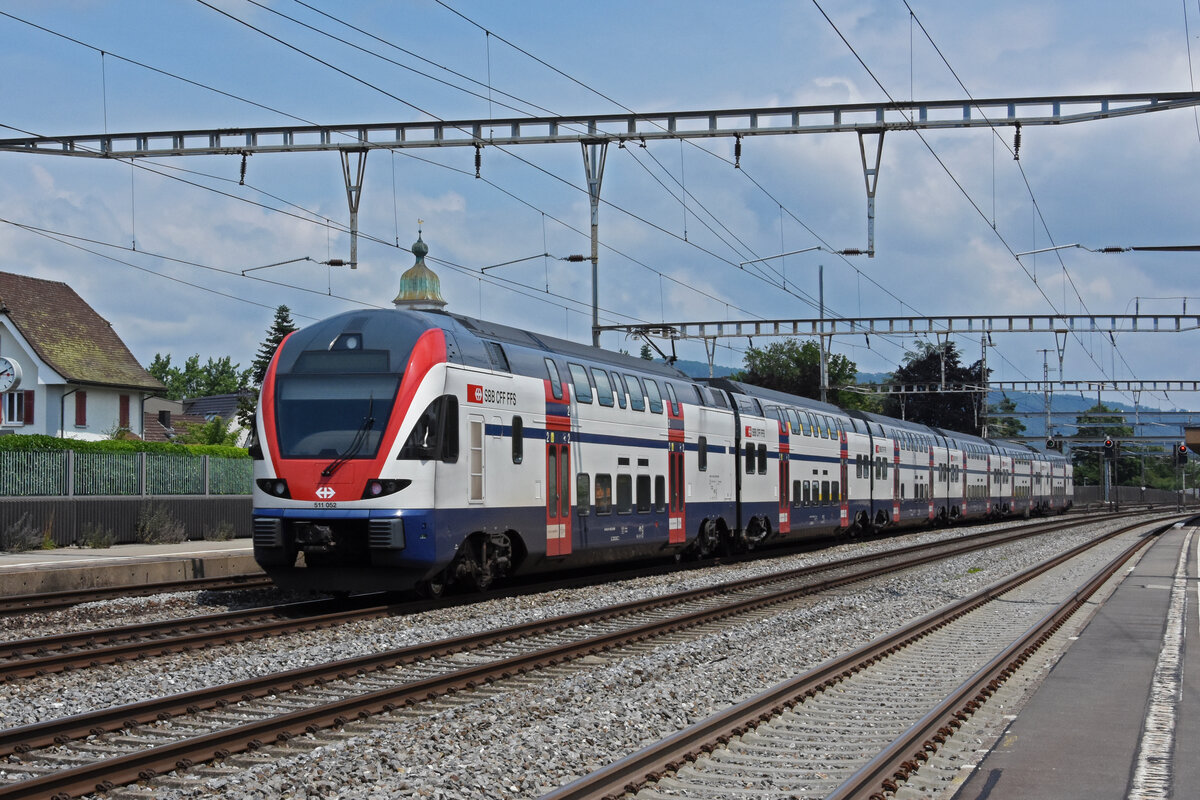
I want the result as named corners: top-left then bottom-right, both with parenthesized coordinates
top-left (695, 519), bottom-right (720, 559)
top-left (417, 571), bottom-right (447, 598)
top-left (743, 516), bottom-right (769, 548)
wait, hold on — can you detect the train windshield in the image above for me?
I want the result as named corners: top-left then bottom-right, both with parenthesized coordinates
top-left (274, 351), bottom-right (400, 459)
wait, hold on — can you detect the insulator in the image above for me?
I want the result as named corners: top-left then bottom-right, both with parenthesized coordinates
top-left (1013, 123), bottom-right (1021, 161)
top-left (474, 144), bottom-right (482, 178)
top-left (565, 254), bottom-right (586, 262)
top-left (326, 259), bottom-right (347, 267)
top-left (239, 152), bottom-right (248, 185)
top-left (734, 135), bottom-right (742, 168)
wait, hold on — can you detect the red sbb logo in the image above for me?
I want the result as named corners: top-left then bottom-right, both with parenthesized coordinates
top-left (468, 384), bottom-right (484, 403)
top-left (745, 425), bottom-right (752, 437)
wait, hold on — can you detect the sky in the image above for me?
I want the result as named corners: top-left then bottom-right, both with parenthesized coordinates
top-left (0, 1), bottom-right (1198, 415)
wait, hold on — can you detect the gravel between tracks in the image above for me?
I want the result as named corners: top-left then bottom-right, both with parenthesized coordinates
top-left (2, 515), bottom-right (1157, 799)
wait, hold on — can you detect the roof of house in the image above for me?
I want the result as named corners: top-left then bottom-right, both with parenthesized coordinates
top-left (0, 271), bottom-right (164, 392)
top-left (142, 410), bottom-right (208, 443)
top-left (183, 393), bottom-right (248, 424)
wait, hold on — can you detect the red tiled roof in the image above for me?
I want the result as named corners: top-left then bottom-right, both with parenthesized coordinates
top-left (142, 411), bottom-right (208, 443)
top-left (0, 271), bottom-right (164, 392)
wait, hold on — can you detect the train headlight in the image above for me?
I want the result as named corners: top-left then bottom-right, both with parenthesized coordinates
top-left (255, 478), bottom-right (291, 498)
top-left (361, 478), bottom-right (411, 500)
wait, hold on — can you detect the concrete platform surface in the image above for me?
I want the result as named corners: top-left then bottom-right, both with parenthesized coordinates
top-left (0, 538), bottom-right (259, 596)
top-left (953, 522), bottom-right (1197, 800)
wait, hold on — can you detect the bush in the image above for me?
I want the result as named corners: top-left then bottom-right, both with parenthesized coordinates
top-left (0, 433), bottom-right (249, 460)
top-left (202, 521), bottom-right (236, 541)
top-left (0, 513), bottom-right (41, 552)
top-left (135, 503), bottom-right (186, 544)
top-left (81, 522), bottom-right (116, 549)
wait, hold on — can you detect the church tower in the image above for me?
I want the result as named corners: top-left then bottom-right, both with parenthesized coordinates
top-left (393, 225), bottom-right (447, 310)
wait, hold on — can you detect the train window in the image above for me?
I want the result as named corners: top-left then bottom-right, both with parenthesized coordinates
top-left (708, 387), bottom-right (728, 408)
top-left (665, 383), bottom-right (680, 415)
top-left (637, 457), bottom-right (649, 467)
top-left (644, 379), bottom-right (664, 414)
top-left (544, 358), bottom-right (563, 400)
top-left (592, 368), bottom-right (614, 407)
top-left (802, 480), bottom-right (812, 505)
top-left (692, 385), bottom-right (706, 407)
top-left (821, 480), bottom-right (830, 503)
top-left (484, 341), bottom-right (511, 372)
top-left (792, 480), bottom-right (802, 507)
top-left (616, 474), bottom-right (633, 513)
top-left (803, 412), bottom-right (814, 436)
top-left (655, 475), bottom-right (666, 511)
top-left (636, 475), bottom-right (652, 512)
top-left (787, 409), bottom-right (801, 435)
top-left (547, 448), bottom-right (558, 512)
top-left (399, 395), bottom-right (459, 463)
top-left (698, 436), bottom-right (708, 471)
top-left (568, 364), bottom-right (593, 404)
top-left (900, 483), bottom-right (905, 499)
top-left (595, 474), bottom-right (612, 514)
top-left (512, 416), bottom-right (524, 464)
top-left (624, 375), bottom-right (646, 411)
top-left (757, 444), bottom-right (767, 474)
top-left (832, 481), bottom-right (840, 502)
top-left (576, 473), bottom-right (590, 515)
top-left (610, 371), bottom-right (627, 408)
top-left (745, 442), bottom-right (755, 474)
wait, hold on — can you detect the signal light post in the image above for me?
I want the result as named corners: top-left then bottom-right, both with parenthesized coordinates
top-left (1178, 442), bottom-right (1189, 511)
top-left (1102, 438), bottom-right (1118, 511)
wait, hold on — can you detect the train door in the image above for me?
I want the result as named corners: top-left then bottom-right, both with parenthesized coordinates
top-left (545, 427), bottom-right (572, 556)
top-left (838, 429), bottom-right (850, 529)
top-left (777, 420), bottom-right (791, 534)
top-left (468, 414), bottom-right (485, 503)
top-left (892, 439), bottom-right (901, 522)
top-left (927, 446), bottom-right (936, 520)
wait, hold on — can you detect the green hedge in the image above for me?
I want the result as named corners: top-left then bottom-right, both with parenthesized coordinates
top-left (0, 434), bottom-right (249, 460)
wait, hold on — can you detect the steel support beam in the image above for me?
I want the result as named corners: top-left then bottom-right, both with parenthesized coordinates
top-left (581, 141), bottom-right (607, 347)
top-left (598, 313), bottom-right (1200, 341)
top-left (4, 94), bottom-right (1196, 158)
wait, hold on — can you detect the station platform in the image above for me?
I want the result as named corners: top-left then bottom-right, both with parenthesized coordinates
top-left (0, 539), bottom-right (259, 597)
top-left (953, 520), bottom-right (1198, 799)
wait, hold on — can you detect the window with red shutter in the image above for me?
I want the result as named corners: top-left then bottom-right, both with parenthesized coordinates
top-left (23, 390), bottom-right (33, 425)
top-left (75, 391), bottom-right (87, 427)
top-left (119, 394), bottom-right (130, 429)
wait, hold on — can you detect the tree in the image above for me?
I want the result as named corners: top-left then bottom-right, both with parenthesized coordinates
top-left (987, 396), bottom-right (1026, 439)
top-left (731, 338), bottom-right (877, 410)
top-left (148, 354), bottom-right (251, 401)
top-left (172, 416), bottom-right (241, 446)
top-left (639, 342), bottom-right (654, 361)
top-left (251, 305), bottom-right (298, 386)
top-left (882, 341), bottom-right (987, 434)
top-left (240, 305), bottom-right (299, 429)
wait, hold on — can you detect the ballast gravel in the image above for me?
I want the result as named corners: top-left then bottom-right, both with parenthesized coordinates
top-left (2, 515), bottom-right (1160, 799)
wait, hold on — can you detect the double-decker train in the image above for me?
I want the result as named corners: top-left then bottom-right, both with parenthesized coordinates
top-left (250, 308), bottom-right (1072, 595)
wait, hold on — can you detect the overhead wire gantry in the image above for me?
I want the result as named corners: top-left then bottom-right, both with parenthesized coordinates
top-left (2, 91), bottom-right (1197, 345)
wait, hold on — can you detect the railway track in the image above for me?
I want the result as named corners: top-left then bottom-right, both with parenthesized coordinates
top-left (0, 574), bottom-right (274, 617)
top-left (0, 512), bottom-right (1135, 682)
top-left (540, 515), bottom-right (1187, 800)
top-left (0, 512), bottom-right (1175, 799)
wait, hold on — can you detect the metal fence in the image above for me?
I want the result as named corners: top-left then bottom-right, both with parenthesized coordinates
top-left (0, 451), bottom-right (252, 497)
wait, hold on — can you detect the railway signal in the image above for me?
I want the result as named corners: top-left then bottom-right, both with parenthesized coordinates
top-left (1177, 442), bottom-right (1189, 466)
top-left (1103, 438), bottom-right (1116, 459)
